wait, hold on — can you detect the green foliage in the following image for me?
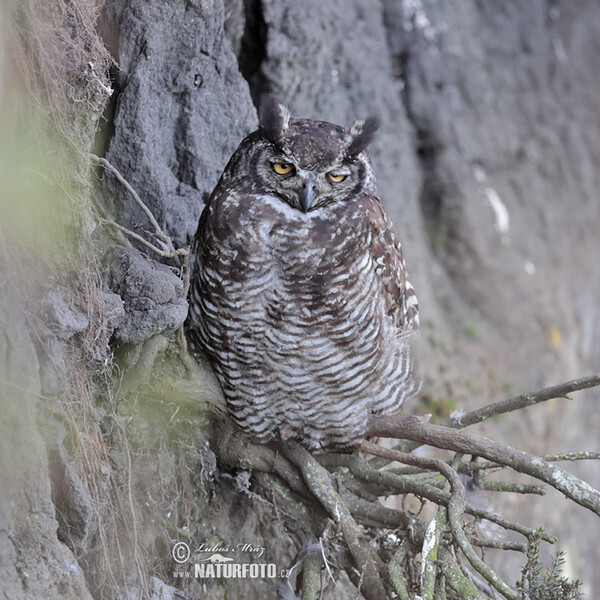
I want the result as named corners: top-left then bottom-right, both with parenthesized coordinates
top-left (517, 531), bottom-right (582, 600)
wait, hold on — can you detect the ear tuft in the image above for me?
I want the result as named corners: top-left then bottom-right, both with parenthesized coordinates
top-left (345, 116), bottom-right (380, 158)
top-left (258, 94), bottom-right (291, 144)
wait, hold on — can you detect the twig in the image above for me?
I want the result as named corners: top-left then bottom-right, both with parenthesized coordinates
top-left (373, 373), bottom-right (600, 462)
top-left (281, 445), bottom-right (388, 600)
top-left (388, 542), bottom-right (410, 600)
top-left (466, 506), bottom-right (555, 544)
top-left (366, 415), bottom-right (600, 517)
top-left (471, 539), bottom-right (527, 553)
top-left (319, 537), bottom-right (335, 585)
top-left (361, 441), bottom-right (520, 600)
top-left (321, 453), bottom-right (554, 542)
top-left (458, 461), bottom-right (504, 474)
top-left (542, 451), bottom-right (600, 462)
top-left (99, 218), bottom-right (187, 258)
top-left (341, 491), bottom-right (412, 529)
top-left (91, 154), bottom-right (174, 249)
top-left (91, 153), bottom-right (188, 264)
top-left (438, 547), bottom-right (490, 600)
top-left (445, 373), bottom-right (600, 429)
top-left (208, 374), bottom-right (599, 596)
top-left (180, 248), bottom-right (191, 297)
top-left (478, 481), bottom-right (545, 496)
top-left (92, 196), bottom-right (134, 249)
top-left (255, 472), bottom-right (325, 547)
top-left (301, 552), bottom-right (323, 600)
top-left (421, 508), bottom-right (445, 599)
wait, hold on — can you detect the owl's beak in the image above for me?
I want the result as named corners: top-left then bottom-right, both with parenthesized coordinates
top-left (299, 174), bottom-right (315, 213)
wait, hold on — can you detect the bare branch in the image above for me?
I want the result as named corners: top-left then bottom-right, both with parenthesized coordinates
top-left (421, 507), bottom-right (446, 599)
top-left (471, 539), bottom-right (527, 553)
top-left (388, 542), bottom-right (411, 600)
top-left (341, 491), bottom-right (412, 529)
top-left (203, 375), bottom-right (597, 597)
top-left (301, 552), bottom-right (324, 600)
top-left (321, 452), bottom-right (554, 542)
top-left (446, 373), bottom-right (600, 429)
top-left (477, 481), bottom-right (545, 495)
top-left (542, 451), bottom-right (600, 462)
top-left (361, 441), bottom-right (521, 600)
top-left (376, 373), bottom-right (600, 461)
top-left (438, 547), bottom-right (490, 600)
top-left (366, 415), bottom-right (600, 517)
top-left (281, 445), bottom-right (388, 600)
top-left (466, 506), bottom-right (555, 544)
top-left (91, 154), bottom-right (175, 249)
top-left (99, 218), bottom-right (187, 258)
top-left (91, 153), bottom-right (190, 270)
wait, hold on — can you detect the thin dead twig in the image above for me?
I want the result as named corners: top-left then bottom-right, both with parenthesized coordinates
top-left (471, 538), bottom-right (527, 553)
top-left (478, 481), bottom-right (545, 496)
top-left (383, 374), bottom-right (600, 460)
top-left (446, 373), bottom-right (600, 429)
top-left (91, 154), bottom-right (173, 248)
top-left (91, 153), bottom-right (188, 262)
top-left (98, 217), bottom-right (187, 259)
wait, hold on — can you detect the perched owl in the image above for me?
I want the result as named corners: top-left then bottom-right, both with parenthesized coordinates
top-left (187, 99), bottom-right (419, 451)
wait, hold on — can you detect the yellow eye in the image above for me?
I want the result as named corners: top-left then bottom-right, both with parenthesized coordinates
top-left (328, 172), bottom-right (347, 183)
top-left (273, 162), bottom-right (293, 175)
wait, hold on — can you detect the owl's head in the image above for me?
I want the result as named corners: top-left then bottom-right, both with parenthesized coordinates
top-left (229, 98), bottom-right (379, 213)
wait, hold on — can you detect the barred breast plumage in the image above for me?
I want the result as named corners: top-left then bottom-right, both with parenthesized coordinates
top-left (186, 99), bottom-right (418, 451)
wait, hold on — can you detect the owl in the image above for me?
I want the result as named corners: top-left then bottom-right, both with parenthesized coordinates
top-left (186, 99), bottom-right (419, 451)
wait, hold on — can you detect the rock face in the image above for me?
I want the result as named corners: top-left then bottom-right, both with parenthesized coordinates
top-left (104, 248), bottom-right (188, 344)
top-left (384, 0), bottom-right (600, 376)
top-left (2, 0), bottom-right (600, 598)
top-left (0, 288), bottom-right (94, 600)
top-left (103, 0), bottom-right (258, 248)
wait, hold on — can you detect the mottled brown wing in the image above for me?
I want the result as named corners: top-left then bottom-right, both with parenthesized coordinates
top-left (366, 199), bottom-right (419, 332)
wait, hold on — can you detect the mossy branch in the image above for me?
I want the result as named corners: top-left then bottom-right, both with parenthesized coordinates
top-left (366, 415), bottom-right (600, 517)
top-left (281, 445), bottom-right (388, 600)
top-left (207, 365), bottom-right (598, 599)
top-left (360, 441), bottom-right (520, 600)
